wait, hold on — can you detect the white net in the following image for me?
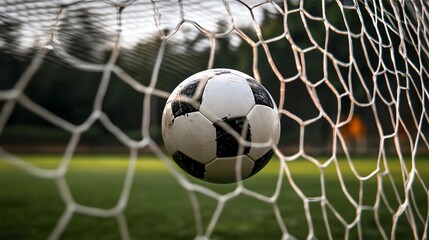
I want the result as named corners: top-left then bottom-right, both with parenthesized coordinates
top-left (0, 0), bottom-right (428, 239)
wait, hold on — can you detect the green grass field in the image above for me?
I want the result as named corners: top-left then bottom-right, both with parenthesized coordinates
top-left (0, 154), bottom-right (428, 239)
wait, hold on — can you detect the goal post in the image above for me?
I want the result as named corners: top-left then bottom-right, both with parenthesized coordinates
top-left (0, 0), bottom-right (428, 239)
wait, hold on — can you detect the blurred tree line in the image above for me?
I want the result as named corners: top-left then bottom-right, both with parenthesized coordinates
top-left (0, 1), bottom-right (426, 154)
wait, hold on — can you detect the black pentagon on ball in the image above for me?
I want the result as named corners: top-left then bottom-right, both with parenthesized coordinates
top-left (171, 79), bottom-right (208, 118)
top-left (214, 117), bottom-right (251, 158)
top-left (172, 151), bottom-right (206, 179)
top-left (246, 78), bottom-right (274, 109)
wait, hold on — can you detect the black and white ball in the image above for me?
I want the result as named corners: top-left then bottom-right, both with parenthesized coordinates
top-left (161, 69), bottom-right (280, 183)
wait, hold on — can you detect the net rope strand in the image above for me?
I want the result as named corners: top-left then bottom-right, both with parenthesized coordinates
top-left (0, 0), bottom-right (428, 239)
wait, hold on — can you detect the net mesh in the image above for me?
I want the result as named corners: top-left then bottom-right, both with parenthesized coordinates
top-left (0, 0), bottom-right (428, 239)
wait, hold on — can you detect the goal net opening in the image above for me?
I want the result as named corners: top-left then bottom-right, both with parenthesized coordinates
top-left (0, 0), bottom-right (428, 239)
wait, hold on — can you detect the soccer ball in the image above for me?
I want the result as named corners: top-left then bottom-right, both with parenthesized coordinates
top-left (161, 69), bottom-right (280, 183)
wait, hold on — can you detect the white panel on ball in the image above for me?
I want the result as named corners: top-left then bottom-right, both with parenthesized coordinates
top-left (246, 105), bottom-right (280, 160)
top-left (199, 74), bottom-right (255, 122)
top-left (205, 155), bottom-right (254, 183)
top-left (172, 112), bottom-right (216, 164)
